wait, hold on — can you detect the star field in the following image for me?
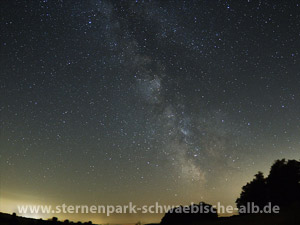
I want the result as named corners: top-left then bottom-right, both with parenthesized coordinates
top-left (1, 0), bottom-right (300, 224)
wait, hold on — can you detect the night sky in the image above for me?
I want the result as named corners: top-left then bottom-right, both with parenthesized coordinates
top-left (1, 0), bottom-right (300, 224)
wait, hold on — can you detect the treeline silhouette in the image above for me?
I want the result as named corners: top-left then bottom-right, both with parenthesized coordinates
top-left (159, 158), bottom-right (300, 225)
top-left (0, 212), bottom-right (94, 225)
top-left (1, 159), bottom-right (299, 225)
top-left (236, 159), bottom-right (300, 213)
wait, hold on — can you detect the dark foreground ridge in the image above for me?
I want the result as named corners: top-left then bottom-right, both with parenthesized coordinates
top-left (156, 158), bottom-right (300, 225)
top-left (160, 202), bottom-right (218, 225)
top-left (2, 159), bottom-right (300, 225)
top-left (153, 202), bottom-right (300, 225)
top-left (0, 213), bottom-right (95, 225)
top-left (2, 208), bottom-right (300, 225)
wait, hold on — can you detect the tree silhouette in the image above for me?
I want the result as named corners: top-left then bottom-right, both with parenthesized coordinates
top-left (9, 213), bottom-right (20, 225)
top-left (236, 171), bottom-right (268, 210)
top-left (236, 159), bottom-right (300, 214)
top-left (267, 159), bottom-right (300, 206)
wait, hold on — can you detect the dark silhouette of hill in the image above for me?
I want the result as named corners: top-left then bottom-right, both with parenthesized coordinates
top-left (158, 158), bottom-right (300, 225)
top-left (0, 213), bottom-right (94, 225)
top-left (1, 159), bottom-right (299, 225)
top-left (160, 202), bottom-right (218, 225)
